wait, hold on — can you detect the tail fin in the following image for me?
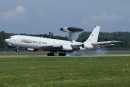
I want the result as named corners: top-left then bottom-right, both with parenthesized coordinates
top-left (84, 26), bottom-right (100, 44)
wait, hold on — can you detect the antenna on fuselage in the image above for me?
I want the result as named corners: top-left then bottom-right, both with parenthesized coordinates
top-left (60, 27), bottom-right (84, 42)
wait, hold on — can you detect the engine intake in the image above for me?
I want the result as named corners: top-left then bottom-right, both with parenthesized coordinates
top-left (82, 44), bottom-right (93, 49)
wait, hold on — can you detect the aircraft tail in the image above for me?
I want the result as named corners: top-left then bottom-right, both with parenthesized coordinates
top-left (84, 26), bottom-right (100, 44)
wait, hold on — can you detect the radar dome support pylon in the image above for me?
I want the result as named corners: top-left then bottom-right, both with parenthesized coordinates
top-left (60, 27), bottom-right (84, 41)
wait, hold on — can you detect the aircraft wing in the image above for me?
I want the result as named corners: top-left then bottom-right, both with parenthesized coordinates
top-left (40, 42), bottom-right (83, 52)
top-left (41, 44), bottom-right (62, 51)
top-left (91, 41), bottom-right (121, 47)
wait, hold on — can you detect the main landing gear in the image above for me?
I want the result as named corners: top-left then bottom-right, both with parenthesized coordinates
top-left (47, 52), bottom-right (66, 56)
top-left (47, 52), bottom-right (54, 56)
top-left (59, 53), bottom-right (66, 56)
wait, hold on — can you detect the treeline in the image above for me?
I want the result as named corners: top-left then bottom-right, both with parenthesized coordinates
top-left (0, 31), bottom-right (11, 48)
top-left (0, 31), bottom-right (130, 48)
top-left (77, 32), bottom-right (130, 48)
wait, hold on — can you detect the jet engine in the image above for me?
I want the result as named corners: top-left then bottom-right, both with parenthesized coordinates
top-left (27, 48), bottom-right (38, 52)
top-left (82, 44), bottom-right (93, 49)
top-left (61, 45), bottom-right (73, 51)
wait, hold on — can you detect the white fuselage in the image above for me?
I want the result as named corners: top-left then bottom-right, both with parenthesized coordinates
top-left (5, 35), bottom-right (72, 48)
top-left (5, 35), bottom-right (84, 52)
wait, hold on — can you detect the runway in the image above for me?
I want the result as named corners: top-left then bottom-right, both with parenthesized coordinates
top-left (0, 54), bottom-right (130, 58)
top-left (0, 55), bottom-right (47, 58)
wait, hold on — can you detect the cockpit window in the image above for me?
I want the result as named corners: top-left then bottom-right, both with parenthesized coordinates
top-left (11, 36), bottom-right (18, 39)
top-left (9, 36), bottom-right (19, 41)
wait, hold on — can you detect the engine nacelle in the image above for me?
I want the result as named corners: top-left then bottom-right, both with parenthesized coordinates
top-left (61, 45), bottom-right (73, 51)
top-left (27, 48), bottom-right (38, 52)
top-left (82, 44), bottom-right (93, 49)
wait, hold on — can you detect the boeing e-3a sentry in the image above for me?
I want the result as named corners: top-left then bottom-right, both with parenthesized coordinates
top-left (5, 26), bottom-right (120, 56)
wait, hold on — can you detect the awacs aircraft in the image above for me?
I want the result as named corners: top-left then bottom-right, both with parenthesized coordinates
top-left (5, 26), bottom-right (120, 56)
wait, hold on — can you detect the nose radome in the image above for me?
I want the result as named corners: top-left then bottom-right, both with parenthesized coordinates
top-left (5, 39), bottom-right (9, 43)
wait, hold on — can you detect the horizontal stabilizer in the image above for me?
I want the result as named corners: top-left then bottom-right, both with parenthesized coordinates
top-left (92, 41), bottom-right (122, 45)
top-left (97, 44), bottom-right (115, 48)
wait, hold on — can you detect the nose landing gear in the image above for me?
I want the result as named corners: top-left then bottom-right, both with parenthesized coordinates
top-left (15, 49), bottom-right (19, 52)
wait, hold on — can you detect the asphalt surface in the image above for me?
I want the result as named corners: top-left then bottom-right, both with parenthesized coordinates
top-left (0, 54), bottom-right (130, 58)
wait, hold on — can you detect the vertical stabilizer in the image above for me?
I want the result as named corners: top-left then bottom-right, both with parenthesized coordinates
top-left (84, 26), bottom-right (100, 44)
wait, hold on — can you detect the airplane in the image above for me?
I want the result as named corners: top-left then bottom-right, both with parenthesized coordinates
top-left (5, 26), bottom-right (120, 56)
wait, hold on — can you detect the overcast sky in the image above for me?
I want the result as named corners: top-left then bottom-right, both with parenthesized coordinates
top-left (0, 0), bottom-right (130, 35)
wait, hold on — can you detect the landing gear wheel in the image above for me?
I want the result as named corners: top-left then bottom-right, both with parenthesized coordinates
top-left (59, 53), bottom-right (66, 56)
top-left (47, 53), bottom-right (54, 56)
top-left (15, 49), bottom-right (19, 52)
